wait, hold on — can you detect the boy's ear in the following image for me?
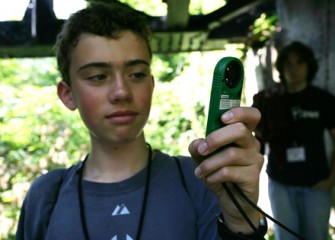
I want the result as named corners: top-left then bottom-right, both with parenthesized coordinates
top-left (57, 81), bottom-right (77, 111)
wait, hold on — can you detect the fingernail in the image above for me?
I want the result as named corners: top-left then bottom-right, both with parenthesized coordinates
top-left (198, 141), bottom-right (208, 154)
top-left (195, 167), bottom-right (203, 178)
top-left (222, 111), bottom-right (233, 122)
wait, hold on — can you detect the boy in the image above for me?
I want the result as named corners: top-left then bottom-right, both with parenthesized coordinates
top-left (16, 1), bottom-right (265, 239)
top-left (253, 41), bottom-right (335, 240)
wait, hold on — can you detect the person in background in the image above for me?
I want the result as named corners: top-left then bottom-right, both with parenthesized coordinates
top-left (15, 1), bottom-right (266, 239)
top-left (253, 41), bottom-right (335, 240)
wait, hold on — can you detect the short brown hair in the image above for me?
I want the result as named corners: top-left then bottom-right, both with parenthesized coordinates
top-left (54, 1), bottom-right (152, 85)
top-left (275, 41), bottom-right (318, 85)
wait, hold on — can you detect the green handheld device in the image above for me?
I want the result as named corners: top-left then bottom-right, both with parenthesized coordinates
top-left (205, 57), bottom-right (244, 136)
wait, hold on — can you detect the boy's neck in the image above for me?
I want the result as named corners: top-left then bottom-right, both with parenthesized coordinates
top-left (82, 139), bottom-right (152, 183)
top-left (286, 81), bottom-right (308, 93)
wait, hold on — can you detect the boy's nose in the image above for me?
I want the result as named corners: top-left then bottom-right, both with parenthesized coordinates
top-left (108, 76), bottom-right (132, 102)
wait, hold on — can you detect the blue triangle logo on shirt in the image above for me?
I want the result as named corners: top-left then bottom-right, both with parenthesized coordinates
top-left (111, 235), bottom-right (133, 240)
top-left (111, 204), bottom-right (130, 216)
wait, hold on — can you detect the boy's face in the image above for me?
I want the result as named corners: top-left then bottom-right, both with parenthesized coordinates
top-left (283, 52), bottom-right (308, 86)
top-left (58, 31), bottom-right (154, 145)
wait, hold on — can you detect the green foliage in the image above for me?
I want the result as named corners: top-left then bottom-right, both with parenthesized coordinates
top-left (152, 53), bottom-right (189, 82)
top-left (248, 13), bottom-right (278, 47)
top-left (188, 0), bottom-right (226, 15)
top-left (0, 58), bottom-right (90, 239)
top-left (116, 0), bottom-right (226, 16)
top-left (147, 51), bottom-right (233, 155)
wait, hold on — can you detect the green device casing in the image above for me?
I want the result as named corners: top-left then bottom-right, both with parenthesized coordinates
top-left (205, 57), bottom-right (244, 136)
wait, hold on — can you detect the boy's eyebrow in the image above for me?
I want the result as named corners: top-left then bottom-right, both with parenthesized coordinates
top-left (77, 59), bottom-right (150, 72)
top-left (125, 59), bottom-right (150, 67)
top-left (77, 62), bottom-right (111, 72)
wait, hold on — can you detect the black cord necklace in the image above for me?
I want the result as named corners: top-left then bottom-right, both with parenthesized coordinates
top-left (77, 144), bottom-right (152, 240)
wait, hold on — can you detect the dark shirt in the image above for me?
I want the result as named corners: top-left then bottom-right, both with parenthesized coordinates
top-left (253, 84), bottom-right (335, 186)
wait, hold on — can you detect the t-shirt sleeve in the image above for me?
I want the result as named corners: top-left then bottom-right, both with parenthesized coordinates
top-left (15, 168), bottom-right (66, 240)
top-left (176, 156), bottom-right (221, 240)
top-left (322, 91), bottom-right (335, 130)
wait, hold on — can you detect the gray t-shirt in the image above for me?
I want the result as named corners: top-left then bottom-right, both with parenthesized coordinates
top-left (16, 150), bottom-right (221, 240)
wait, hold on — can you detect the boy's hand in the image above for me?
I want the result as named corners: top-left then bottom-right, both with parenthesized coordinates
top-left (189, 107), bottom-right (263, 233)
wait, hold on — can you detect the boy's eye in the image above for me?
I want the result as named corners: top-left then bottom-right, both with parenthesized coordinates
top-left (131, 72), bottom-right (147, 79)
top-left (87, 74), bottom-right (107, 82)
